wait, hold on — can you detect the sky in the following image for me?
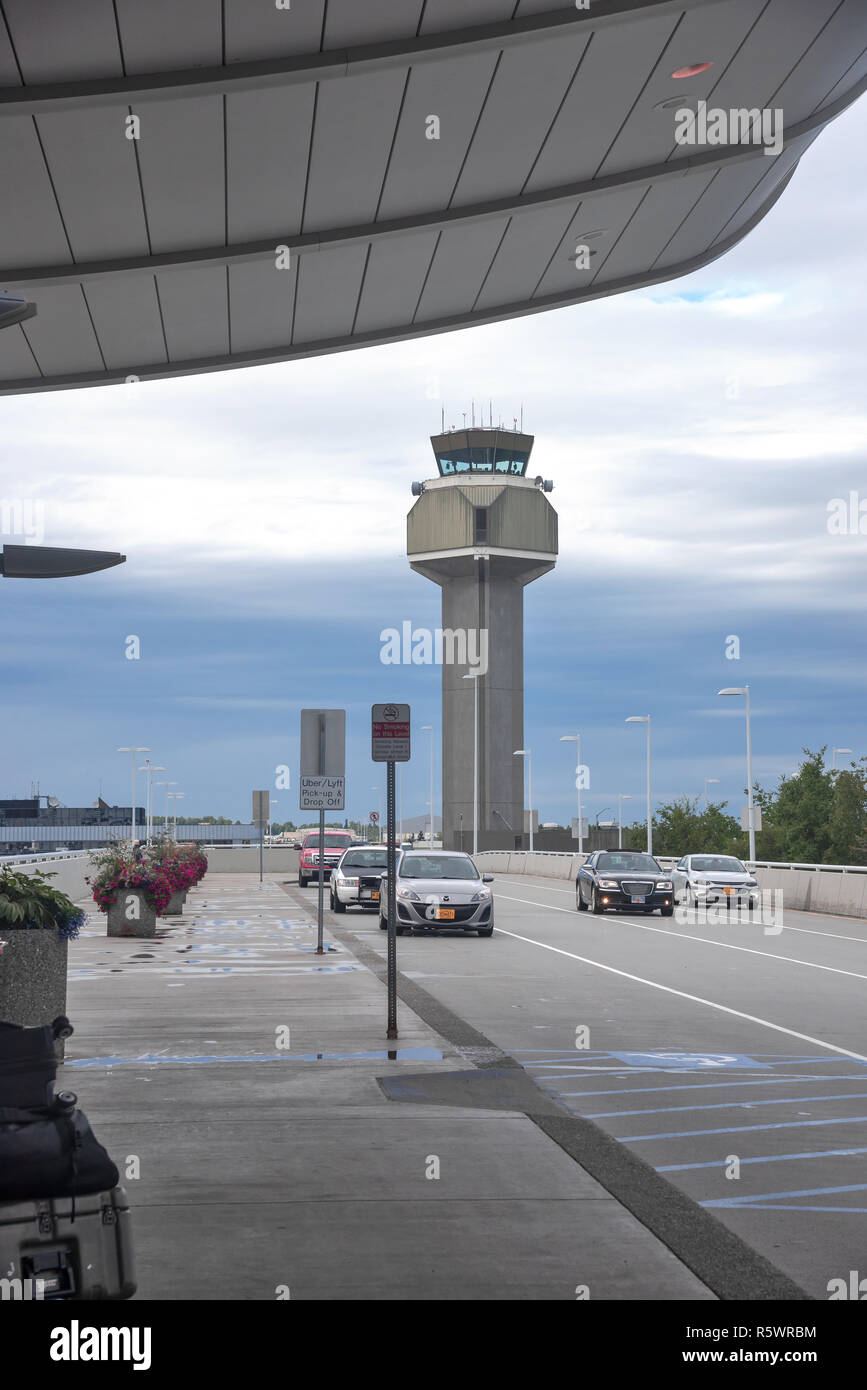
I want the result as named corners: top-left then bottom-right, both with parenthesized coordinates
top-left (1, 97), bottom-right (866, 830)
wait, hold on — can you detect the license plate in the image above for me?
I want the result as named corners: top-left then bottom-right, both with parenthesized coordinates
top-left (723, 886), bottom-right (734, 896)
top-left (437, 909), bottom-right (455, 920)
top-left (631, 895), bottom-right (645, 904)
top-left (371, 891), bottom-right (380, 900)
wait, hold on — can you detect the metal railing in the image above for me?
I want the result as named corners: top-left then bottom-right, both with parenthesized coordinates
top-left (0, 850), bottom-right (90, 867)
top-left (474, 850), bottom-right (867, 875)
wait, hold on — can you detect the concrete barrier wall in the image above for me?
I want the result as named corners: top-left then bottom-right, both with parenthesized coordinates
top-left (474, 852), bottom-right (867, 920)
top-left (9, 855), bottom-right (93, 904)
top-left (203, 848), bottom-right (300, 873)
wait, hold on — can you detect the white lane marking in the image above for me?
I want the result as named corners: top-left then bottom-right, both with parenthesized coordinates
top-left (496, 876), bottom-right (867, 941)
top-left (492, 917), bottom-right (867, 1064)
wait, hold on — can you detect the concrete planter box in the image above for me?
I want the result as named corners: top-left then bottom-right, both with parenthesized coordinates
top-left (163, 890), bottom-right (186, 916)
top-left (0, 929), bottom-right (68, 1031)
top-left (107, 889), bottom-right (157, 938)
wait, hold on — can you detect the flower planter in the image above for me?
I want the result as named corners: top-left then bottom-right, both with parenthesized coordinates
top-left (163, 890), bottom-right (186, 916)
top-left (106, 889), bottom-right (157, 938)
top-left (0, 929), bottom-right (68, 1031)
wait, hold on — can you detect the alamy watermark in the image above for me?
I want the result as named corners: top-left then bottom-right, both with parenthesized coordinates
top-left (0, 497), bottom-right (45, 544)
top-left (674, 100), bottom-right (784, 157)
top-left (380, 623), bottom-right (488, 675)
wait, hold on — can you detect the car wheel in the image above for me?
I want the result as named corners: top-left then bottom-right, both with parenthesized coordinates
top-left (379, 912), bottom-right (387, 930)
top-left (298, 873), bottom-right (307, 887)
top-left (687, 886), bottom-right (697, 911)
top-left (576, 884), bottom-right (588, 912)
top-left (591, 887), bottom-right (603, 915)
top-left (660, 907), bottom-right (674, 917)
top-left (332, 891), bottom-right (345, 913)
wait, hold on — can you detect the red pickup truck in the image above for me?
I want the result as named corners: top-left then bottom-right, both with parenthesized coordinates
top-left (297, 829), bottom-right (354, 887)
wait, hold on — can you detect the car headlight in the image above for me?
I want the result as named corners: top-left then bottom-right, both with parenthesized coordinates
top-left (342, 877), bottom-right (359, 887)
top-left (471, 888), bottom-right (492, 901)
top-left (598, 879), bottom-right (619, 888)
top-left (396, 887), bottom-right (419, 900)
top-left (693, 878), bottom-right (710, 886)
top-left (746, 879), bottom-right (758, 888)
top-left (655, 881), bottom-right (673, 890)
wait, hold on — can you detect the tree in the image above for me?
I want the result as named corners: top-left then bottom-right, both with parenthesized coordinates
top-left (826, 764), bottom-right (867, 864)
top-left (761, 748), bottom-right (834, 863)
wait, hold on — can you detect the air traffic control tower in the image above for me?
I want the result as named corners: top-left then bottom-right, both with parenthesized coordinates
top-left (407, 424), bottom-right (558, 851)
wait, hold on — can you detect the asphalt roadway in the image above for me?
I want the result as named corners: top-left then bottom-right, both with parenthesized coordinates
top-left (326, 869), bottom-right (867, 1300)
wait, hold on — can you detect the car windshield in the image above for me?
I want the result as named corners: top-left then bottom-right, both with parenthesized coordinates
top-left (305, 834), bottom-right (350, 848)
top-left (596, 853), bottom-right (661, 873)
top-left (691, 856), bottom-right (746, 873)
top-left (341, 851), bottom-right (388, 868)
top-left (399, 855), bottom-right (479, 880)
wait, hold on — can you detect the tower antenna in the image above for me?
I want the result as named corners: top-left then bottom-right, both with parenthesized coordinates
top-left (441, 405), bottom-right (445, 432)
top-left (520, 404), bottom-right (524, 432)
top-left (471, 399), bottom-right (475, 427)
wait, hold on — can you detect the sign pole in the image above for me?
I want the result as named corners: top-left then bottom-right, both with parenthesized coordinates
top-left (259, 816), bottom-right (264, 884)
top-left (386, 758), bottom-right (397, 1039)
top-left (317, 713), bottom-right (326, 955)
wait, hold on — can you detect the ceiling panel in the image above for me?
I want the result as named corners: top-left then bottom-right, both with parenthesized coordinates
top-left (532, 187), bottom-right (647, 299)
top-left (353, 230), bottom-right (439, 334)
top-left (708, 132), bottom-right (817, 249)
top-left (0, 20), bottom-right (20, 86)
top-left (377, 51), bottom-right (499, 220)
top-left (292, 246), bottom-right (368, 343)
top-left (134, 97), bottom-right (226, 255)
top-left (35, 107), bottom-right (149, 262)
top-left (323, 0), bottom-right (425, 51)
top-left (414, 219), bottom-right (509, 322)
top-left (226, 87), bottom-right (316, 241)
top-left (596, 0), bottom-right (769, 178)
top-left (115, 0), bottom-right (222, 75)
top-left (0, 324), bottom-right (38, 380)
top-left (18, 285), bottom-right (103, 374)
top-left (451, 32), bottom-right (590, 207)
top-left (303, 70), bottom-right (407, 230)
top-left (593, 172), bottom-right (716, 282)
top-left (422, 0), bottom-right (516, 32)
top-left (1, 0), bottom-right (121, 83)
top-left (224, 0), bottom-right (326, 62)
top-left (228, 261), bottom-right (297, 354)
top-left (473, 202), bottom-right (580, 311)
top-left (524, 14), bottom-right (681, 193)
top-left (703, 0), bottom-right (843, 114)
top-left (0, 117), bottom-right (71, 268)
top-left (156, 267), bottom-right (228, 361)
top-left (773, 0), bottom-right (867, 115)
top-left (83, 276), bottom-right (167, 372)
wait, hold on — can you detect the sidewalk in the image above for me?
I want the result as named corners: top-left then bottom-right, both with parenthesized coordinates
top-left (62, 871), bottom-right (715, 1300)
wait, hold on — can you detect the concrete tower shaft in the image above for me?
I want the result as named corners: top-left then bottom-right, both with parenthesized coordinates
top-left (407, 433), bottom-right (557, 850)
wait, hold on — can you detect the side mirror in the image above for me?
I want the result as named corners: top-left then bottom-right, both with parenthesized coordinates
top-left (482, 874), bottom-right (494, 883)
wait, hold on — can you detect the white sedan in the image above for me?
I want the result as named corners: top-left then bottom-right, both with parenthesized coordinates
top-left (329, 847), bottom-right (390, 912)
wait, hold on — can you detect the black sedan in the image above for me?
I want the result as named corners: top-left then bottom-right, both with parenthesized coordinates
top-left (576, 851), bottom-right (674, 916)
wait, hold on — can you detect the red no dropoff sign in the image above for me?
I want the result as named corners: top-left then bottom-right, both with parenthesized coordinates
top-left (372, 703), bottom-right (411, 762)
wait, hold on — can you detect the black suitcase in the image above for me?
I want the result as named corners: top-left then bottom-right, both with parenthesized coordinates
top-left (0, 1186), bottom-right (136, 1299)
top-left (0, 1015), bottom-right (70, 1107)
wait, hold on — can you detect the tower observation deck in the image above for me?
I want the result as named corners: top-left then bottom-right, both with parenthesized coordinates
top-left (407, 424), bottom-right (557, 851)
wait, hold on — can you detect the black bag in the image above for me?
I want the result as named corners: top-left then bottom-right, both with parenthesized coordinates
top-left (0, 1015), bottom-right (118, 1202)
top-left (0, 1093), bottom-right (119, 1201)
top-left (0, 1015), bottom-right (70, 1108)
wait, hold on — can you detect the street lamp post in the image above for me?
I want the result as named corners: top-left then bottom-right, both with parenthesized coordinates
top-left (718, 686), bottom-right (755, 862)
top-left (139, 761), bottom-right (166, 843)
top-left (117, 746), bottom-right (149, 845)
top-left (421, 726), bottom-right (434, 847)
top-left (704, 778), bottom-right (720, 811)
top-left (559, 734), bottom-right (583, 855)
top-left (833, 747), bottom-right (853, 772)
top-left (155, 781), bottom-right (177, 834)
top-left (463, 672), bottom-right (482, 856)
top-left (625, 716), bottom-right (652, 855)
top-left (513, 749), bottom-right (533, 851)
top-left (168, 792), bottom-right (184, 838)
top-left (617, 794), bottom-right (632, 849)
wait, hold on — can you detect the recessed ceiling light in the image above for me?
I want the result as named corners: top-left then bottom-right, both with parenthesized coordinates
top-left (672, 62), bottom-right (712, 78)
top-left (655, 95), bottom-right (693, 111)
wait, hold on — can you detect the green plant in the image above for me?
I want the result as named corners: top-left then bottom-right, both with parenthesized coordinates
top-left (0, 868), bottom-right (85, 941)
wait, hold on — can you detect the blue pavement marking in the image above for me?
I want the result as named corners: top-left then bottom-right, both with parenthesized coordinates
top-left (658, 1147), bottom-right (867, 1172)
top-left (703, 1183), bottom-right (867, 1209)
top-left (586, 1092), bottom-right (867, 1119)
top-left (620, 1116), bottom-right (867, 1142)
top-left (67, 1047), bottom-right (444, 1067)
top-left (726, 1204), bottom-right (867, 1213)
top-left (549, 1075), bottom-right (861, 1098)
top-left (608, 1051), bottom-right (770, 1069)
